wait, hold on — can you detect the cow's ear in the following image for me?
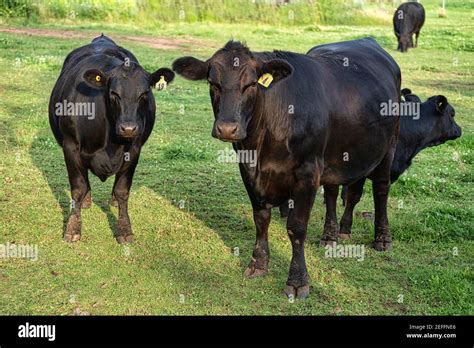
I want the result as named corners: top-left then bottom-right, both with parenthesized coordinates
top-left (260, 59), bottom-right (293, 84)
top-left (401, 88), bottom-right (412, 97)
top-left (83, 69), bottom-right (107, 88)
top-left (172, 56), bottom-right (208, 80)
top-left (434, 95), bottom-right (448, 113)
top-left (149, 68), bottom-right (175, 88)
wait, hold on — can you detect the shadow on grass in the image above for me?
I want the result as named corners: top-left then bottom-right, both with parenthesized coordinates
top-left (28, 129), bottom-right (299, 301)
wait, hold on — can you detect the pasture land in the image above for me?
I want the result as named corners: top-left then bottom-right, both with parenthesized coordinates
top-left (0, 1), bottom-right (473, 315)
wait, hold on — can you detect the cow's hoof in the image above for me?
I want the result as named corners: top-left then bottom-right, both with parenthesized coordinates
top-left (63, 233), bottom-right (81, 242)
top-left (116, 219), bottom-right (133, 244)
top-left (374, 240), bottom-right (392, 251)
top-left (243, 265), bottom-right (268, 278)
top-left (284, 284), bottom-right (310, 299)
top-left (111, 196), bottom-right (118, 208)
top-left (320, 239), bottom-right (337, 247)
top-left (338, 233), bottom-right (352, 240)
top-left (81, 192), bottom-right (92, 209)
top-left (116, 233), bottom-right (134, 244)
top-left (64, 215), bottom-right (81, 242)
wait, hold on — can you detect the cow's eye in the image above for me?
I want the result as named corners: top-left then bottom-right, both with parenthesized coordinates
top-left (139, 92), bottom-right (148, 101)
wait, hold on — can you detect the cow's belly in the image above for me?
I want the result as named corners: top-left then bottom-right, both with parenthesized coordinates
top-left (320, 144), bottom-right (391, 185)
top-left (320, 116), bottom-right (398, 185)
top-left (320, 161), bottom-right (381, 185)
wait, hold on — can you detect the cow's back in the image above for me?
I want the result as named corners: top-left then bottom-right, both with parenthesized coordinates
top-left (393, 2), bottom-right (425, 35)
top-left (305, 38), bottom-right (400, 185)
top-left (60, 35), bottom-right (137, 74)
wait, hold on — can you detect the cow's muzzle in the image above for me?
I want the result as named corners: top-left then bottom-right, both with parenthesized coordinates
top-left (117, 122), bottom-right (139, 138)
top-left (212, 121), bottom-right (246, 142)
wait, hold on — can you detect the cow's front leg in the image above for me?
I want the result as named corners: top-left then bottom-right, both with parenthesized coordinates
top-left (244, 207), bottom-right (271, 278)
top-left (63, 139), bottom-right (89, 242)
top-left (112, 151), bottom-right (139, 244)
top-left (285, 180), bottom-right (316, 299)
top-left (320, 184), bottom-right (339, 247)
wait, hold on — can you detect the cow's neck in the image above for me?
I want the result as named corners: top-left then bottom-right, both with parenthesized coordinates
top-left (239, 91), bottom-right (290, 153)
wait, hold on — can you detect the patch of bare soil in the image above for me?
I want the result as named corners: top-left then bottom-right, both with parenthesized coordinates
top-left (0, 27), bottom-right (206, 50)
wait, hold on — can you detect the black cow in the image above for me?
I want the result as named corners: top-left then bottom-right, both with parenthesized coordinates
top-left (49, 35), bottom-right (174, 243)
top-left (335, 88), bottom-right (462, 240)
top-left (173, 38), bottom-right (400, 298)
top-left (393, 2), bottom-right (425, 52)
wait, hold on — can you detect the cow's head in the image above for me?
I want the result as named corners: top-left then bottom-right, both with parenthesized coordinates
top-left (172, 41), bottom-right (293, 142)
top-left (424, 95), bottom-right (462, 145)
top-left (82, 62), bottom-right (174, 141)
top-left (397, 34), bottom-right (411, 53)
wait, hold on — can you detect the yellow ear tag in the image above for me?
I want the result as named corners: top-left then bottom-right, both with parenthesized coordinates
top-left (258, 73), bottom-right (273, 88)
top-left (95, 75), bottom-right (101, 82)
top-left (156, 75), bottom-right (167, 91)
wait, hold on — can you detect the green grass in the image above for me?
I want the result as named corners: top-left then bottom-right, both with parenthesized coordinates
top-left (0, 0), bottom-right (402, 26)
top-left (0, 3), bottom-right (473, 315)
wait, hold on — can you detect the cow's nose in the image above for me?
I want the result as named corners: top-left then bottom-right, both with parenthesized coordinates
top-left (118, 122), bottom-right (138, 138)
top-left (213, 121), bottom-right (244, 141)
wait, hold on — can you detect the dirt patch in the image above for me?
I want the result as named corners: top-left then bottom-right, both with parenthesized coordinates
top-left (0, 27), bottom-right (206, 50)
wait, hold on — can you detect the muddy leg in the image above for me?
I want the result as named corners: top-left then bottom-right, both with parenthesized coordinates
top-left (284, 179), bottom-right (316, 299)
top-left (244, 208), bottom-right (271, 278)
top-left (62, 139), bottom-right (88, 242)
top-left (112, 151), bottom-right (139, 244)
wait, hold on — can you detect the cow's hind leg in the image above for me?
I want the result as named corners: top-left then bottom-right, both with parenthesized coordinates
top-left (112, 151), bottom-right (139, 244)
top-left (320, 184), bottom-right (339, 247)
top-left (285, 174), bottom-right (316, 299)
top-left (63, 139), bottom-right (89, 242)
top-left (414, 31), bottom-right (420, 47)
top-left (368, 148), bottom-right (396, 251)
top-left (244, 207), bottom-right (271, 278)
top-left (339, 177), bottom-right (366, 240)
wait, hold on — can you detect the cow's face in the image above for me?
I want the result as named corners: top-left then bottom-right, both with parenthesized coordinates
top-left (426, 95), bottom-right (462, 145)
top-left (83, 63), bottom-right (174, 141)
top-left (398, 35), bottom-right (411, 52)
top-left (172, 41), bottom-right (293, 142)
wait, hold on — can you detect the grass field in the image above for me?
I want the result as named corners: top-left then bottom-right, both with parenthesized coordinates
top-left (0, 1), bottom-right (473, 315)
